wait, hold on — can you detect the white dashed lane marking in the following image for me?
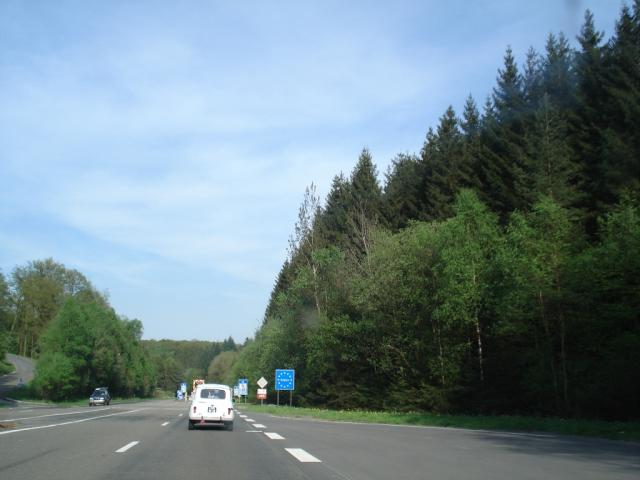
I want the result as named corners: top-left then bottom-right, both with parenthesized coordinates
top-left (161, 421), bottom-right (170, 426)
top-left (244, 418), bottom-right (255, 422)
top-left (115, 441), bottom-right (140, 453)
top-left (252, 423), bottom-right (266, 429)
top-left (246, 430), bottom-right (262, 433)
top-left (264, 432), bottom-right (284, 440)
top-left (285, 448), bottom-right (322, 463)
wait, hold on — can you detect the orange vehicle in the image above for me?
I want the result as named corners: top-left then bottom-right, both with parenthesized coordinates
top-left (192, 379), bottom-right (205, 397)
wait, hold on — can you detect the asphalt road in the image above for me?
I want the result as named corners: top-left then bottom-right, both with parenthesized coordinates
top-left (0, 399), bottom-right (638, 480)
top-left (0, 354), bottom-right (35, 399)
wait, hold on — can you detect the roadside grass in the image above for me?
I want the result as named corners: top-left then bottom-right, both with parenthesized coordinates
top-left (239, 404), bottom-right (640, 442)
top-left (0, 360), bottom-right (14, 376)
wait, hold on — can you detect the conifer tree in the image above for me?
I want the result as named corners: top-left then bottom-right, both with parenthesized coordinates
top-left (419, 107), bottom-right (465, 221)
top-left (349, 148), bottom-right (383, 221)
top-left (601, 3), bottom-right (640, 197)
top-left (525, 94), bottom-right (584, 217)
top-left (383, 153), bottom-right (423, 230)
top-left (571, 9), bottom-right (609, 231)
top-left (542, 33), bottom-right (575, 110)
top-left (475, 48), bottom-right (530, 216)
top-left (460, 95), bottom-right (485, 195)
top-left (346, 149), bottom-right (384, 269)
top-left (317, 173), bottom-right (351, 247)
top-left (523, 47), bottom-right (543, 108)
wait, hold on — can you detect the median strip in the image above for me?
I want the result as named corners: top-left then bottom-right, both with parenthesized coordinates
top-left (115, 441), bottom-right (139, 453)
top-left (3, 408), bottom-right (112, 422)
top-left (0, 409), bottom-right (143, 436)
top-left (285, 448), bottom-right (321, 463)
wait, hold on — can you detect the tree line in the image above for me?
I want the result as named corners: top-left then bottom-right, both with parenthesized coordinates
top-left (142, 337), bottom-right (238, 393)
top-left (227, 7), bottom-right (640, 420)
top-left (0, 258), bottom-right (238, 400)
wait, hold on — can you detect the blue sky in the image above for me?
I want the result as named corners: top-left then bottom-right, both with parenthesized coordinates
top-left (0, 1), bottom-right (621, 341)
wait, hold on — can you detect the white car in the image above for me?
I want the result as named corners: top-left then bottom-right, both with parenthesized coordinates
top-left (188, 383), bottom-right (235, 431)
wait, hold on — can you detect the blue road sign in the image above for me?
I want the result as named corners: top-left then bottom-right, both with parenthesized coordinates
top-left (238, 378), bottom-right (248, 396)
top-left (275, 369), bottom-right (295, 391)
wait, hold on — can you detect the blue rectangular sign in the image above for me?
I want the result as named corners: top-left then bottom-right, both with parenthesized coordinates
top-left (238, 378), bottom-right (248, 396)
top-left (275, 369), bottom-right (295, 391)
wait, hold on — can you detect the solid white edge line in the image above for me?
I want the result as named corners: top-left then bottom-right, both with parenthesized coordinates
top-left (0, 409), bottom-right (143, 436)
top-left (264, 432), bottom-right (284, 440)
top-left (115, 441), bottom-right (140, 453)
top-left (161, 421), bottom-right (170, 426)
top-left (285, 448), bottom-right (322, 463)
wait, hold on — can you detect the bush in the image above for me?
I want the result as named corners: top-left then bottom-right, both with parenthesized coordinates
top-left (34, 352), bottom-right (77, 400)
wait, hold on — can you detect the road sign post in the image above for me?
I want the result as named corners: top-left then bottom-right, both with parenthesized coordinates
top-left (257, 388), bottom-right (267, 405)
top-left (275, 369), bottom-right (295, 406)
top-left (256, 377), bottom-right (268, 405)
top-left (238, 378), bottom-right (248, 403)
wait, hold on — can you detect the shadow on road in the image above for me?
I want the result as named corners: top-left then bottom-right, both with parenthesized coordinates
top-left (471, 430), bottom-right (640, 475)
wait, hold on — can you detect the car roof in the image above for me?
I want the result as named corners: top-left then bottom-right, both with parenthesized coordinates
top-left (196, 383), bottom-right (230, 390)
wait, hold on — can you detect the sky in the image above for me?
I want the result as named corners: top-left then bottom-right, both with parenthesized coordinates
top-left (0, 1), bottom-right (621, 342)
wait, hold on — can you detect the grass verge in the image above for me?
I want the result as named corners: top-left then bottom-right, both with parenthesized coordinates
top-left (6, 384), bottom-right (158, 407)
top-left (239, 404), bottom-right (640, 442)
top-left (0, 360), bottom-right (14, 376)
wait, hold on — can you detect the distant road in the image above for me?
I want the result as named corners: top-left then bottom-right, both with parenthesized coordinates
top-left (0, 353), bottom-right (35, 399)
top-left (1, 399), bottom-right (638, 479)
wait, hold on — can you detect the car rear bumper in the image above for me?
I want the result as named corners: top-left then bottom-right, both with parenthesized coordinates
top-left (188, 413), bottom-right (234, 423)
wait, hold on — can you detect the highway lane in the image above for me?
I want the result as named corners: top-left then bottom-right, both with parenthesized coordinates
top-left (0, 400), bottom-right (338, 480)
top-left (1, 399), bottom-right (639, 479)
top-left (241, 409), bottom-right (640, 480)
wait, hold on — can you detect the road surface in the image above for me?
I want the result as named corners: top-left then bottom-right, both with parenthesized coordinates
top-left (0, 399), bottom-right (638, 479)
top-left (0, 354), bottom-right (35, 399)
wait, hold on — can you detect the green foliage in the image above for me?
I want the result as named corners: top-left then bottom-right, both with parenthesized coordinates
top-left (207, 350), bottom-right (239, 383)
top-left (34, 352), bottom-right (76, 400)
top-left (0, 270), bottom-right (14, 360)
top-left (10, 258), bottom-right (108, 358)
top-left (142, 337), bottom-right (237, 391)
top-left (33, 298), bottom-right (155, 400)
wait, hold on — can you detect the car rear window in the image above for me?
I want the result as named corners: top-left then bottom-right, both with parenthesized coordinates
top-left (200, 388), bottom-right (227, 400)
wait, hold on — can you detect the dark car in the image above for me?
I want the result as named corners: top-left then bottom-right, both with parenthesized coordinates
top-left (89, 387), bottom-right (111, 406)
